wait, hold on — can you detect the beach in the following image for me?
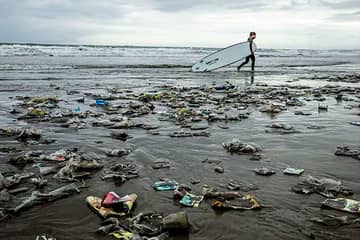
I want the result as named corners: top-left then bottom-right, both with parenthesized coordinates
top-left (0, 43), bottom-right (359, 240)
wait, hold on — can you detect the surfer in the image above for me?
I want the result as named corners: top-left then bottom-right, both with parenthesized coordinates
top-left (237, 32), bottom-right (256, 72)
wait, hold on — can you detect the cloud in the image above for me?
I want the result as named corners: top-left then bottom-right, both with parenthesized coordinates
top-left (329, 11), bottom-right (360, 21)
top-left (320, 0), bottom-right (360, 9)
top-left (0, 0), bottom-right (359, 48)
top-left (151, 0), bottom-right (271, 12)
top-left (0, 0), bottom-right (132, 21)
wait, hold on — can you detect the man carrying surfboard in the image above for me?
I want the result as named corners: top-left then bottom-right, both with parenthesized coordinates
top-left (191, 32), bottom-right (257, 72)
top-left (237, 32), bottom-right (256, 72)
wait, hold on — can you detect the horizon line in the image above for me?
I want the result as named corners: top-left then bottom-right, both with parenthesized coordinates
top-left (1, 41), bottom-right (360, 51)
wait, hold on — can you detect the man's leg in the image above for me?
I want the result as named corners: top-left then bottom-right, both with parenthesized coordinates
top-left (237, 56), bottom-right (250, 72)
top-left (250, 54), bottom-right (255, 71)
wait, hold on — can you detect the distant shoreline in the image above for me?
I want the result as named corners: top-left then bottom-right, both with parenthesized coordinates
top-left (1, 42), bottom-right (359, 51)
top-left (0, 42), bottom-right (218, 51)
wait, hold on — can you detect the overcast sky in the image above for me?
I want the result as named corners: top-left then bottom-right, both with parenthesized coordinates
top-left (0, 0), bottom-right (359, 49)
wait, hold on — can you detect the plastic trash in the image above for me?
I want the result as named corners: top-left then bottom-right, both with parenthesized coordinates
top-left (35, 234), bottom-right (57, 240)
top-left (214, 166), bottom-right (224, 173)
top-left (311, 215), bottom-right (356, 226)
top-left (12, 183), bottom-right (81, 213)
top-left (294, 110), bottom-right (312, 116)
top-left (265, 123), bottom-right (300, 134)
top-left (96, 99), bottom-right (109, 106)
top-left (87, 193), bottom-right (137, 218)
top-left (96, 217), bottom-right (137, 239)
top-left (109, 230), bottom-right (134, 239)
top-left (28, 96), bottom-right (58, 104)
top-left (2, 172), bottom-right (35, 190)
top-left (152, 180), bottom-right (178, 191)
top-left (202, 185), bottom-right (242, 199)
top-left (212, 194), bottom-right (261, 210)
top-left (335, 145), bottom-right (360, 159)
top-left (190, 178), bottom-right (200, 185)
top-left (9, 107), bottom-right (21, 114)
top-left (101, 192), bottom-right (133, 212)
top-left (286, 98), bottom-right (304, 106)
top-left (30, 177), bottom-right (48, 188)
top-left (161, 212), bottom-right (189, 230)
top-left (152, 161), bottom-right (171, 169)
top-left (266, 123), bottom-right (293, 130)
top-left (76, 96), bottom-right (85, 103)
top-left (128, 212), bottom-right (163, 236)
top-left (32, 163), bottom-right (58, 176)
top-left (222, 139), bottom-right (261, 154)
top-left (350, 121), bottom-right (360, 126)
top-left (291, 175), bottom-right (353, 197)
top-left (111, 131), bottom-right (129, 141)
top-left (217, 124), bottom-right (229, 129)
top-left (27, 108), bottom-right (47, 117)
top-left (46, 149), bottom-right (68, 161)
top-left (73, 106), bottom-right (80, 112)
top-left (213, 84), bottom-right (235, 91)
top-left (180, 192), bottom-right (203, 207)
top-left (227, 181), bottom-right (241, 191)
top-left (0, 189), bottom-right (10, 201)
top-left (106, 149), bottom-right (131, 157)
top-left (44, 103), bottom-right (56, 108)
top-left (96, 217), bottom-right (120, 233)
top-left (254, 167), bottom-right (276, 176)
top-left (259, 104), bottom-right (285, 114)
top-left (173, 185), bottom-right (192, 199)
top-left (283, 167), bottom-right (304, 175)
top-left (318, 104), bottom-right (328, 111)
top-left (321, 198), bottom-right (360, 214)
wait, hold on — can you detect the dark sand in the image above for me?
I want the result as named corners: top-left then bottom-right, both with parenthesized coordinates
top-left (0, 45), bottom-right (360, 240)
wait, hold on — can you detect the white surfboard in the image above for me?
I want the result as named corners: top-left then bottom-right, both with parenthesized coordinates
top-left (192, 41), bottom-right (257, 72)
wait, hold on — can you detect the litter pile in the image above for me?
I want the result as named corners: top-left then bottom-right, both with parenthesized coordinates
top-left (1, 76), bottom-right (359, 239)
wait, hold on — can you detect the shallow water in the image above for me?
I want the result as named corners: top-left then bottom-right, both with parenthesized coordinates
top-left (0, 44), bottom-right (360, 240)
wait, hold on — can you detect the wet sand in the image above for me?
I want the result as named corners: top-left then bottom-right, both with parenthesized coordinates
top-left (0, 45), bottom-right (360, 240)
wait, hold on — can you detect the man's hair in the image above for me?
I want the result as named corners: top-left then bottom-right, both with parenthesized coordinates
top-left (250, 32), bottom-right (256, 36)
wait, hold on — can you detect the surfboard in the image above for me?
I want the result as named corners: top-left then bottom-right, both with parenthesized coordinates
top-left (192, 41), bottom-right (257, 72)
